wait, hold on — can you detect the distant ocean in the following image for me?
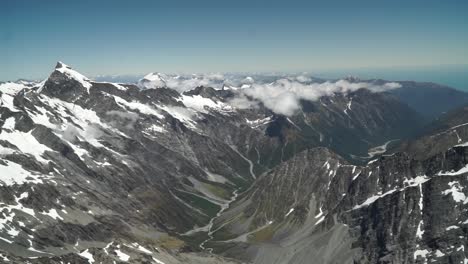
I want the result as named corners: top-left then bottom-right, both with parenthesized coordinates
top-left (314, 65), bottom-right (468, 92)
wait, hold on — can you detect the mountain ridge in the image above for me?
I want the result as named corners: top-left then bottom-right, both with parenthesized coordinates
top-left (0, 62), bottom-right (467, 263)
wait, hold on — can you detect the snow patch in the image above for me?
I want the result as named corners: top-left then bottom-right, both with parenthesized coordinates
top-left (152, 257), bottom-right (166, 264)
top-left (2, 117), bottom-right (16, 130)
top-left (285, 208), bottom-right (294, 217)
top-left (0, 160), bottom-right (47, 186)
top-left (79, 249), bottom-right (94, 263)
top-left (403, 175), bottom-right (430, 187)
top-left (115, 248), bottom-right (130, 261)
top-left (414, 249), bottom-right (430, 260)
top-left (446, 225), bottom-right (459, 230)
top-left (438, 164), bottom-right (468, 176)
top-left (179, 94), bottom-right (232, 113)
top-left (114, 96), bottom-right (164, 119)
top-left (112, 83), bottom-right (128, 91)
top-left (158, 105), bottom-right (198, 129)
top-left (355, 175), bottom-right (428, 210)
top-left (353, 189), bottom-right (398, 209)
top-left (315, 207), bottom-right (323, 218)
top-left (0, 82), bottom-right (27, 112)
top-left (0, 126), bottom-right (53, 163)
top-left (41, 208), bottom-right (63, 220)
top-left (315, 216), bottom-right (325, 226)
top-left (245, 116), bottom-right (273, 129)
top-left (441, 181), bottom-right (467, 204)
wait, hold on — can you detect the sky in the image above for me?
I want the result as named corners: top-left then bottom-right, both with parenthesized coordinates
top-left (1, 0), bottom-right (468, 85)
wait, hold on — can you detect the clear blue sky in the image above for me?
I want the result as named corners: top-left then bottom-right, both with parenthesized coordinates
top-left (2, 0), bottom-right (468, 81)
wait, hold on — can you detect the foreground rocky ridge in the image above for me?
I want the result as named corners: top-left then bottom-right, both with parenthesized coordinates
top-left (208, 143), bottom-right (468, 263)
top-left (0, 62), bottom-right (467, 263)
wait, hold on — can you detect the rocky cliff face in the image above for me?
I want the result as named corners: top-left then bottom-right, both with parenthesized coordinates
top-left (0, 62), bottom-right (467, 263)
top-left (207, 121), bottom-right (468, 264)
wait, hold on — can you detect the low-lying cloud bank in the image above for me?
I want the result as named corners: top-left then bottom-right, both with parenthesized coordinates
top-left (136, 72), bottom-right (401, 116)
top-left (232, 79), bottom-right (401, 116)
top-left (106, 110), bottom-right (139, 129)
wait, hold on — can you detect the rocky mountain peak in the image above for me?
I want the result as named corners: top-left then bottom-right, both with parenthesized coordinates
top-left (55, 61), bottom-right (69, 69)
top-left (54, 62), bottom-right (91, 82)
top-left (39, 62), bottom-right (93, 101)
top-left (138, 72), bottom-right (167, 89)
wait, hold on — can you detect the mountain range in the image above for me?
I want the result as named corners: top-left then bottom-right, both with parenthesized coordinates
top-left (0, 62), bottom-right (467, 263)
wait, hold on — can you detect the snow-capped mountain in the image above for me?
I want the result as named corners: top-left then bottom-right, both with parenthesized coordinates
top-left (0, 62), bottom-right (467, 263)
top-left (138, 72), bottom-right (168, 89)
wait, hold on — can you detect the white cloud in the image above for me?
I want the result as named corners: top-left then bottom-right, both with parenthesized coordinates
top-left (136, 72), bottom-right (401, 116)
top-left (295, 75), bottom-right (312, 83)
top-left (227, 93), bottom-right (259, 110)
top-left (235, 79), bottom-right (401, 116)
top-left (106, 110), bottom-right (139, 129)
